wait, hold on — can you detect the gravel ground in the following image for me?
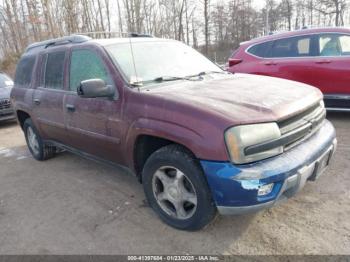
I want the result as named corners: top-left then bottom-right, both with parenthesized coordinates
top-left (0, 113), bottom-right (349, 255)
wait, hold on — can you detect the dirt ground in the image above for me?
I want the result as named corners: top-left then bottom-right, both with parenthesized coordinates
top-left (0, 113), bottom-right (349, 255)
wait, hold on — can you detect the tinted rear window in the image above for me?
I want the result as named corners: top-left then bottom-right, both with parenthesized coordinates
top-left (14, 56), bottom-right (36, 86)
top-left (43, 51), bottom-right (66, 89)
top-left (247, 41), bottom-right (272, 57)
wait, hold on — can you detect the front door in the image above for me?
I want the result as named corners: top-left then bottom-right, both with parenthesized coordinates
top-left (311, 33), bottom-right (350, 95)
top-left (64, 47), bottom-right (124, 163)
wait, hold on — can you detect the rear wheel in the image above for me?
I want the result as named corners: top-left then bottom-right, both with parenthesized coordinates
top-left (23, 118), bottom-right (56, 161)
top-left (142, 144), bottom-right (216, 231)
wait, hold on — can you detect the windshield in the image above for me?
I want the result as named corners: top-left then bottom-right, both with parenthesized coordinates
top-left (0, 73), bottom-right (13, 88)
top-left (105, 40), bottom-right (223, 85)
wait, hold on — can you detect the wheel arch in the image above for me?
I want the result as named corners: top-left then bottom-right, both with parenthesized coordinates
top-left (127, 118), bottom-right (204, 181)
top-left (132, 134), bottom-right (198, 181)
top-left (16, 110), bottom-right (31, 130)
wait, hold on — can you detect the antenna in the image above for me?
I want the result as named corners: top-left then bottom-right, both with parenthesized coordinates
top-left (128, 37), bottom-right (141, 91)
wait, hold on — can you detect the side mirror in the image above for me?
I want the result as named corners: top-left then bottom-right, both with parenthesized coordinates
top-left (77, 79), bottom-right (115, 98)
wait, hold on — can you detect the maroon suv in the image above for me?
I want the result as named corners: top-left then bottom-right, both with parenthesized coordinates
top-left (11, 35), bottom-right (337, 230)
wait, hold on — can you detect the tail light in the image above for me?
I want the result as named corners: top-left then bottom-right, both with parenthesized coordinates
top-left (228, 58), bottom-right (242, 67)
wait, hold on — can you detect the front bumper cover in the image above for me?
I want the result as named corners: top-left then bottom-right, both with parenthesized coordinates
top-left (0, 108), bottom-right (15, 121)
top-left (200, 120), bottom-right (337, 215)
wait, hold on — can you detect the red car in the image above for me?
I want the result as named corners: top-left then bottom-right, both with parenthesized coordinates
top-left (228, 27), bottom-right (350, 111)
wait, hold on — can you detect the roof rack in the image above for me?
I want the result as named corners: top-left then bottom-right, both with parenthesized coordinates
top-left (25, 35), bottom-right (91, 53)
top-left (25, 32), bottom-right (154, 53)
top-left (129, 33), bottom-right (153, 38)
top-left (75, 31), bottom-right (153, 39)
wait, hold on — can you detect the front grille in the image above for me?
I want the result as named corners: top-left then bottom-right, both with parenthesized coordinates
top-left (244, 102), bottom-right (326, 156)
top-left (0, 99), bottom-right (11, 110)
top-left (278, 102), bottom-right (326, 151)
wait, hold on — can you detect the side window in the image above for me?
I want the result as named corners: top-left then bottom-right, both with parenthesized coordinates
top-left (69, 49), bottom-right (111, 91)
top-left (297, 38), bottom-right (310, 55)
top-left (247, 41), bottom-right (272, 58)
top-left (320, 34), bottom-right (350, 56)
top-left (43, 51), bottom-right (66, 89)
top-left (339, 35), bottom-right (350, 55)
top-left (268, 36), bottom-right (312, 58)
top-left (14, 56), bottom-right (36, 87)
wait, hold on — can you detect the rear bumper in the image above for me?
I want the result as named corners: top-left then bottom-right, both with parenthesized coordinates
top-left (200, 120), bottom-right (337, 215)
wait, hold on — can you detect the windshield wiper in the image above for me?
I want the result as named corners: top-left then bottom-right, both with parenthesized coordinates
top-left (152, 76), bottom-right (192, 82)
top-left (186, 71), bottom-right (228, 78)
top-left (142, 71), bottom-right (228, 86)
top-left (135, 76), bottom-right (192, 87)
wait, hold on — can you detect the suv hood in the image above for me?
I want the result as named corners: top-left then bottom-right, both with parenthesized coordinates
top-left (146, 73), bottom-right (322, 125)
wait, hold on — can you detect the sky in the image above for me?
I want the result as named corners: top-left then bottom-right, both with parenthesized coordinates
top-left (252, 0), bottom-right (268, 10)
top-left (213, 0), bottom-right (275, 10)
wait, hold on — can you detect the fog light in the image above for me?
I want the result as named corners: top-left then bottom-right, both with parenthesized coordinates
top-left (258, 183), bottom-right (274, 196)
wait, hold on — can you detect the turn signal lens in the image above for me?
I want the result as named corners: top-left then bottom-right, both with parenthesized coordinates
top-left (258, 183), bottom-right (274, 196)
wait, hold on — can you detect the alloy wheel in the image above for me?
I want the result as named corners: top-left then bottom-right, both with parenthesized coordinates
top-left (152, 166), bottom-right (197, 220)
top-left (27, 126), bottom-right (40, 155)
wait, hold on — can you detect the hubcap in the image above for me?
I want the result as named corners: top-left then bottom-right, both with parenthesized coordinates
top-left (27, 127), bottom-right (39, 155)
top-left (152, 166), bottom-right (197, 220)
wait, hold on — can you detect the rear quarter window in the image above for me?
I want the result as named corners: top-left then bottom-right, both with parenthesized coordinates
top-left (14, 56), bottom-right (36, 87)
top-left (247, 41), bottom-right (273, 58)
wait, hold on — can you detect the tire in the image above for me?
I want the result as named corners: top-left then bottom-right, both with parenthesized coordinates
top-left (23, 118), bottom-right (56, 161)
top-left (142, 144), bottom-right (217, 231)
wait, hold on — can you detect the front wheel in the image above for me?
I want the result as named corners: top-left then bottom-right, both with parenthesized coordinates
top-left (142, 145), bottom-right (216, 231)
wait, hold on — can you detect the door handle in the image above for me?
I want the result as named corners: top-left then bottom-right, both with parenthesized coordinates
top-left (66, 104), bottom-right (75, 112)
top-left (264, 61), bottom-right (277, 66)
top-left (315, 60), bottom-right (331, 64)
top-left (33, 98), bottom-right (41, 105)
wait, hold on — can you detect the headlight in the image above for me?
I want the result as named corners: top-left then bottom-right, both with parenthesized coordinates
top-left (320, 100), bottom-right (325, 109)
top-left (225, 123), bottom-right (283, 164)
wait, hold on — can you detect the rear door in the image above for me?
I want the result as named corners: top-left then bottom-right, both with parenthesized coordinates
top-left (64, 47), bottom-right (124, 163)
top-left (32, 48), bottom-right (69, 143)
top-left (259, 35), bottom-right (320, 86)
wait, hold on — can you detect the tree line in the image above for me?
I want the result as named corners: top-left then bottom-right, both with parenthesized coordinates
top-left (0, 0), bottom-right (349, 74)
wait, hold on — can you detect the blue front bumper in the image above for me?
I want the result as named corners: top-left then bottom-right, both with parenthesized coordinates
top-left (200, 120), bottom-right (337, 215)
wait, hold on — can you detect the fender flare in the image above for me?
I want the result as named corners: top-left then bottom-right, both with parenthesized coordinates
top-left (124, 117), bottom-right (205, 170)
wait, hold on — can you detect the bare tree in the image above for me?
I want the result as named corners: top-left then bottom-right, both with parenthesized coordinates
top-left (1, 0), bottom-right (350, 74)
top-left (204, 0), bottom-right (210, 55)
